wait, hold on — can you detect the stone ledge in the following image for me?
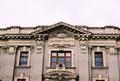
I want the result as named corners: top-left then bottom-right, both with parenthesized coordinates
top-left (16, 65), bottom-right (31, 68)
top-left (91, 66), bottom-right (108, 69)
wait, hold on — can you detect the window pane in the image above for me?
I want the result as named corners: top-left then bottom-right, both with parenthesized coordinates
top-left (21, 58), bottom-right (28, 61)
top-left (95, 58), bottom-right (103, 62)
top-left (95, 53), bottom-right (102, 57)
top-left (66, 62), bottom-right (71, 67)
top-left (95, 62), bottom-right (103, 66)
top-left (58, 58), bottom-right (64, 64)
top-left (51, 63), bottom-right (56, 67)
top-left (95, 52), bottom-right (103, 66)
top-left (51, 57), bottom-right (57, 62)
top-left (58, 53), bottom-right (64, 56)
top-left (19, 52), bottom-right (28, 65)
top-left (66, 53), bottom-right (71, 56)
top-left (21, 54), bottom-right (28, 57)
top-left (52, 53), bottom-right (57, 56)
top-left (20, 58), bottom-right (28, 65)
top-left (20, 61), bottom-right (27, 65)
top-left (66, 58), bottom-right (71, 62)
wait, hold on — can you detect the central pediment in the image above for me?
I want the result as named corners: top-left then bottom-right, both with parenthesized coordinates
top-left (31, 22), bottom-right (92, 35)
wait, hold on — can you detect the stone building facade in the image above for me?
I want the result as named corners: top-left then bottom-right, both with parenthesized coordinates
top-left (0, 22), bottom-right (120, 81)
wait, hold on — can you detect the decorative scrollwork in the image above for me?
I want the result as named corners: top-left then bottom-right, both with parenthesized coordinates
top-left (44, 70), bottom-right (77, 81)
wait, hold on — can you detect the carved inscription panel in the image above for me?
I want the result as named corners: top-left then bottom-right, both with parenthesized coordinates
top-left (48, 38), bottom-right (74, 45)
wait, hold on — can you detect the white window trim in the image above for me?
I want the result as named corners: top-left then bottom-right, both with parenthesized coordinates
top-left (92, 50), bottom-right (106, 67)
top-left (93, 78), bottom-right (108, 81)
top-left (16, 48), bottom-right (30, 66)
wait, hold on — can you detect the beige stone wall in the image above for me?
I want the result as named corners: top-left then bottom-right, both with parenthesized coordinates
top-left (0, 22), bottom-right (120, 81)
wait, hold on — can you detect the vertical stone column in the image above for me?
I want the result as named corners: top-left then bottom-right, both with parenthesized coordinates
top-left (79, 38), bottom-right (89, 81)
top-left (108, 46), bottom-right (119, 81)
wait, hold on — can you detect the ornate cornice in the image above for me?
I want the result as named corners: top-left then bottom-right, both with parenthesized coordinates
top-left (0, 33), bottom-right (119, 41)
top-left (0, 34), bottom-right (48, 40)
top-left (75, 34), bottom-right (89, 41)
top-left (90, 34), bottom-right (120, 40)
top-left (75, 34), bottom-right (120, 41)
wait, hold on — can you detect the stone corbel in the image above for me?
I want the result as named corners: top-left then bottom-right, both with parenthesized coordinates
top-left (8, 46), bottom-right (17, 54)
top-left (109, 46), bottom-right (117, 55)
top-left (23, 46), bottom-right (27, 51)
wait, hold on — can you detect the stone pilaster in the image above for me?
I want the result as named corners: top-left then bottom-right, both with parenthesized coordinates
top-left (108, 46), bottom-right (119, 81)
top-left (78, 38), bottom-right (89, 81)
top-left (31, 37), bottom-right (45, 81)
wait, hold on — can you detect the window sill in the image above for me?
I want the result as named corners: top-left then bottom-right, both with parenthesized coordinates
top-left (46, 67), bottom-right (76, 69)
top-left (16, 65), bottom-right (31, 68)
top-left (91, 66), bottom-right (108, 69)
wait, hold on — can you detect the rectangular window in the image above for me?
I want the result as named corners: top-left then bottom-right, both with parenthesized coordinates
top-left (17, 79), bottom-right (26, 81)
top-left (95, 52), bottom-right (103, 67)
top-left (51, 51), bottom-right (71, 67)
top-left (19, 51), bottom-right (29, 66)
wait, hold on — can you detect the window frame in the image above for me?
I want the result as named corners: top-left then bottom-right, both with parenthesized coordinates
top-left (92, 50), bottom-right (106, 67)
top-left (94, 52), bottom-right (103, 67)
top-left (17, 50), bottom-right (30, 67)
top-left (50, 51), bottom-right (71, 67)
top-left (19, 51), bottom-right (29, 66)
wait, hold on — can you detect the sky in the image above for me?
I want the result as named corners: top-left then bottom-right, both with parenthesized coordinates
top-left (0, 0), bottom-right (120, 28)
